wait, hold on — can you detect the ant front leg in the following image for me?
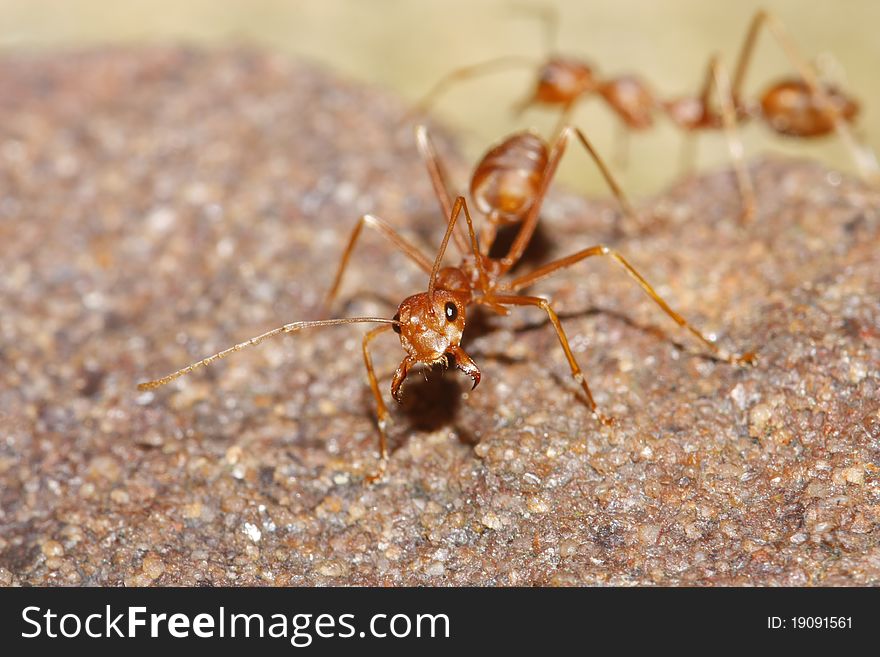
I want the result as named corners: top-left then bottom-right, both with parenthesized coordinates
top-left (362, 324), bottom-right (394, 483)
top-left (324, 214), bottom-right (433, 312)
top-left (487, 293), bottom-right (613, 425)
top-left (501, 244), bottom-right (756, 365)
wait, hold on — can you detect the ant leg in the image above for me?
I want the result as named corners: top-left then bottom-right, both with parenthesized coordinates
top-left (709, 57), bottom-right (756, 224)
top-left (612, 121), bottom-right (630, 171)
top-left (428, 196), bottom-right (492, 299)
top-left (678, 132), bottom-right (697, 177)
top-left (671, 60), bottom-right (714, 178)
top-left (412, 56), bottom-right (537, 118)
top-left (362, 324), bottom-right (394, 483)
top-left (324, 214), bottom-right (433, 311)
top-left (415, 125), bottom-right (470, 255)
top-left (500, 244), bottom-right (756, 365)
top-left (731, 10), bottom-right (880, 182)
top-left (566, 126), bottom-right (637, 221)
top-left (501, 124), bottom-right (637, 273)
top-left (510, 2), bottom-right (560, 54)
top-left (487, 293), bottom-right (612, 425)
top-left (509, 4), bottom-right (560, 116)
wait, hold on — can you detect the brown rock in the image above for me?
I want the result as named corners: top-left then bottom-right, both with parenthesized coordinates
top-left (1, 48), bottom-right (879, 586)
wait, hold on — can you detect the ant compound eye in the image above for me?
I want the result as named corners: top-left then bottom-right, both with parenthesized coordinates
top-left (392, 312), bottom-right (401, 334)
top-left (444, 302), bottom-right (458, 322)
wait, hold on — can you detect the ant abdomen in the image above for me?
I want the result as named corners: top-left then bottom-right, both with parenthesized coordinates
top-left (470, 132), bottom-right (548, 224)
top-left (759, 79), bottom-right (859, 138)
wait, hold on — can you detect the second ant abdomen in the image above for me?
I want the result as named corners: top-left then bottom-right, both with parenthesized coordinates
top-left (760, 79), bottom-right (860, 138)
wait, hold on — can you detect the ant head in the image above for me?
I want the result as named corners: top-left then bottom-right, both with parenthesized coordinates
top-left (390, 289), bottom-right (479, 402)
top-left (393, 290), bottom-right (467, 365)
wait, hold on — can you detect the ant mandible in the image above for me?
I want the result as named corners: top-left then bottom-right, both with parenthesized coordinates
top-left (139, 124), bottom-right (756, 483)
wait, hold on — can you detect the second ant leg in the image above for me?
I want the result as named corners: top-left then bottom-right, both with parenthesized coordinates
top-left (688, 54), bottom-right (756, 223)
top-left (677, 132), bottom-right (697, 177)
top-left (501, 244), bottom-right (756, 365)
top-left (710, 57), bottom-right (756, 224)
top-left (362, 324), bottom-right (394, 483)
top-left (324, 214), bottom-right (434, 311)
top-left (487, 293), bottom-right (613, 425)
top-left (612, 120), bottom-right (631, 171)
top-left (414, 55), bottom-right (537, 117)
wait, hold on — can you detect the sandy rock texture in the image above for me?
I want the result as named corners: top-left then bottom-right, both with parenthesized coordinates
top-left (1, 48), bottom-right (878, 586)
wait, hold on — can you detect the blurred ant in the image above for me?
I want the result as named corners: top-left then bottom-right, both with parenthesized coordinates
top-left (416, 8), bottom-right (878, 222)
top-left (415, 5), bottom-right (657, 142)
top-left (664, 10), bottom-right (878, 220)
top-left (139, 125), bottom-right (755, 482)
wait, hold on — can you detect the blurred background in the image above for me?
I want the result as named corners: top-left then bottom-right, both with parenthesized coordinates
top-left (1, 0), bottom-right (877, 196)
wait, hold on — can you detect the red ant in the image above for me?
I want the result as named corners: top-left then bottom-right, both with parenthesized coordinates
top-left (416, 9), bottom-right (878, 222)
top-left (414, 5), bottom-right (657, 146)
top-left (139, 125), bottom-right (755, 482)
top-left (663, 10), bottom-right (877, 220)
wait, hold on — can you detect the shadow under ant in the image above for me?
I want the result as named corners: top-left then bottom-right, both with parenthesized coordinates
top-left (369, 302), bottom-right (715, 457)
top-left (362, 359), bottom-right (479, 454)
top-left (410, 208), bottom-right (555, 271)
top-left (487, 221), bottom-right (554, 268)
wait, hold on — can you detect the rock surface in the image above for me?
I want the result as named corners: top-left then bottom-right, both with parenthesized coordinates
top-left (1, 48), bottom-right (878, 586)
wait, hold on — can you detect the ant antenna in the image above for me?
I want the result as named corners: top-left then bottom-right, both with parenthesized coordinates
top-left (138, 317), bottom-right (399, 390)
top-left (427, 195), bottom-right (485, 307)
